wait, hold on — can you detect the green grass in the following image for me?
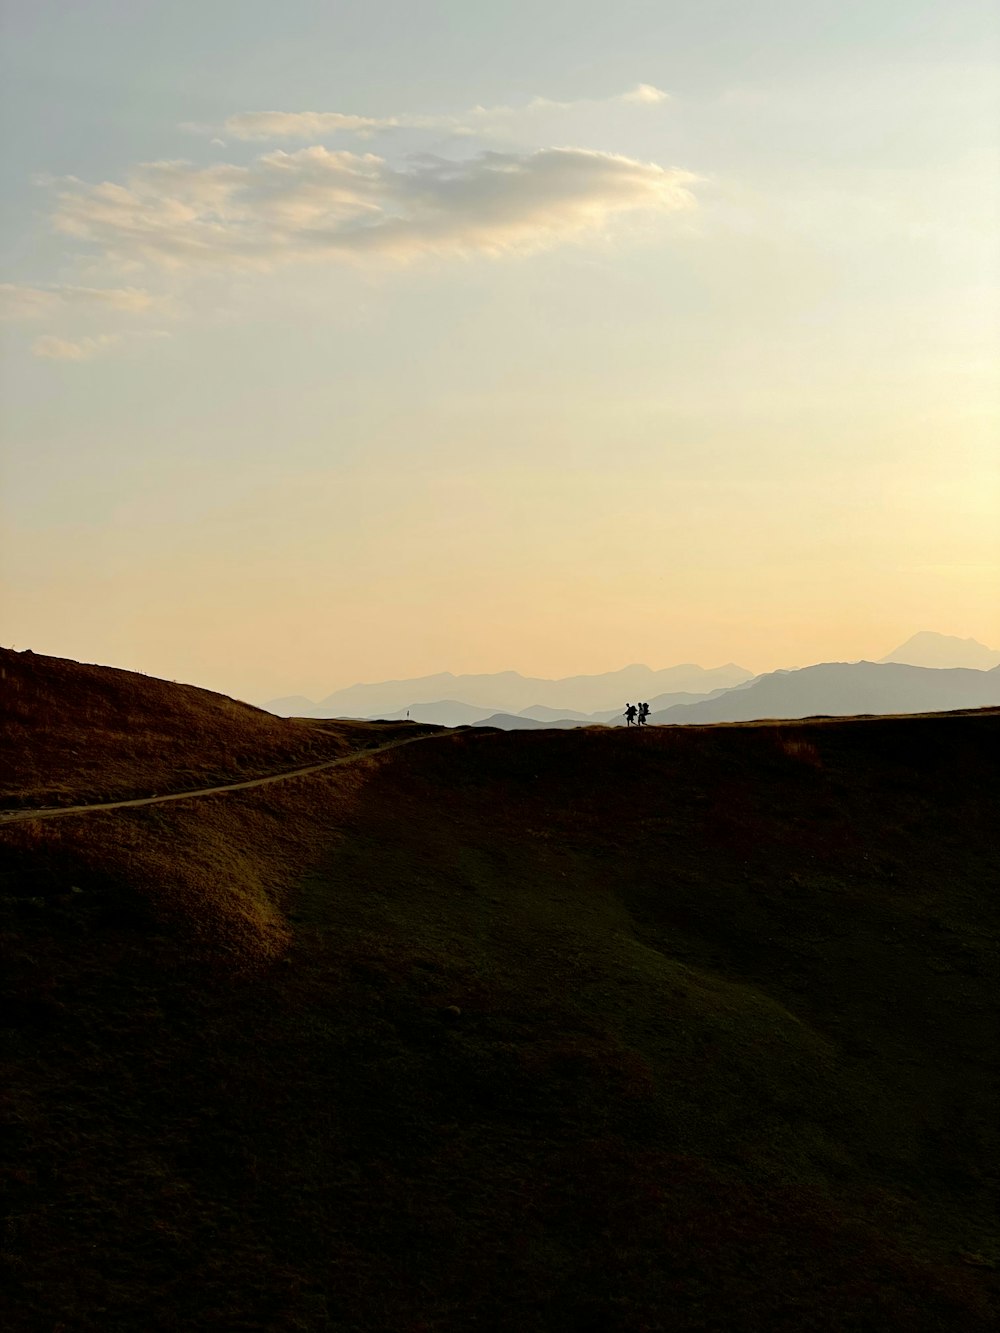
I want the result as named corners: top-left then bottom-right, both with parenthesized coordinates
top-left (1, 651), bottom-right (998, 1330)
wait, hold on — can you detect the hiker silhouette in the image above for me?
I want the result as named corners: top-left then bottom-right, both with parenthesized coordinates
top-left (624, 703), bottom-right (638, 727)
top-left (637, 702), bottom-right (650, 726)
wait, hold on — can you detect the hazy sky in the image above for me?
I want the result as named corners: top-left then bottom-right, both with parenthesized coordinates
top-left (2, 1), bottom-right (998, 703)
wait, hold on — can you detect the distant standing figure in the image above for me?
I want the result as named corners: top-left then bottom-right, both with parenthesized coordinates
top-left (624, 703), bottom-right (638, 727)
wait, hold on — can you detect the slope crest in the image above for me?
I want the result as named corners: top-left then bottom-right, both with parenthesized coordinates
top-left (0, 647), bottom-right (365, 806)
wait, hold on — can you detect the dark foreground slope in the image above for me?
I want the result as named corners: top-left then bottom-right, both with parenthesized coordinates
top-left (2, 655), bottom-right (998, 1332)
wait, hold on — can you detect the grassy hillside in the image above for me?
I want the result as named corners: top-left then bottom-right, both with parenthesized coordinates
top-left (2, 653), bottom-right (998, 1331)
top-left (0, 646), bottom-right (430, 808)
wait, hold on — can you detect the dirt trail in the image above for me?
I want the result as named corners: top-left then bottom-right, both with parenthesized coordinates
top-left (0, 733), bottom-right (443, 826)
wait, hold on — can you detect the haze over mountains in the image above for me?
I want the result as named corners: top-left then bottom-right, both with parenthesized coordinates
top-left (264, 632), bottom-right (1000, 728)
top-left (266, 662), bottom-right (752, 721)
top-left (880, 631), bottom-right (1000, 670)
top-left (649, 661), bottom-right (1000, 725)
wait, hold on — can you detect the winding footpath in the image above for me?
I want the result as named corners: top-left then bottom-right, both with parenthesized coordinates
top-left (0, 732), bottom-right (442, 826)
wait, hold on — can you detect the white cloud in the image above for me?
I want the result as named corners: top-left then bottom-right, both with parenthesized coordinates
top-left (51, 146), bottom-right (697, 270)
top-left (0, 282), bottom-right (159, 318)
top-left (17, 88), bottom-right (685, 354)
top-left (621, 84), bottom-right (671, 105)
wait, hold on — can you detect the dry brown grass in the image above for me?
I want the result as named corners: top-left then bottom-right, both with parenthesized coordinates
top-left (0, 646), bottom-right (416, 807)
top-left (0, 744), bottom-right (401, 968)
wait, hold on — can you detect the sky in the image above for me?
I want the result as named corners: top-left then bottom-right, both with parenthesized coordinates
top-left (1, 0), bottom-right (998, 704)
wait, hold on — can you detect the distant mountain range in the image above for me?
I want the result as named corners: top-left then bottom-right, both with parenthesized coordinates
top-left (358, 689), bottom-right (739, 729)
top-left (649, 661), bottom-right (1000, 725)
top-left (266, 662), bottom-right (753, 720)
top-left (263, 632), bottom-right (1000, 728)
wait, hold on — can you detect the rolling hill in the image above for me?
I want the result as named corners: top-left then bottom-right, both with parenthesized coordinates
top-left (2, 649), bottom-right (998, 1331)
top-left (0, 646), bottom-right (429, 809)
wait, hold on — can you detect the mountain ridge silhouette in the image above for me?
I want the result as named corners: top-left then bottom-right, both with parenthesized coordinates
top-left (267, 662), bottom-right (752, 718)
top-left (880, 630), bottom-right (1000, 670)
top-left (650, 660), bottom-right (1000, 724)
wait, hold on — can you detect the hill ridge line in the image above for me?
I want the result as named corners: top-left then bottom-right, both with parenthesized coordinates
top-left (0, 731), bottom-right (444, 825)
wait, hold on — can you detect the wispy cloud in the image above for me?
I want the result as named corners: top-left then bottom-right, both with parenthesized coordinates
top-left (210, 85), bottom-right (672, 142)
top-left (31, 333), bottom-right (121, 360)
top-left (30, 329), bottom-right (169, 360)
top-left (219, 111), bottom-right (391, 141)
top-left (51, 146), bottom-right (697, 270)
top-left (0, 282), bottom-right (160, 318)
top-left (16, 86), bottom-right (686, 358)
